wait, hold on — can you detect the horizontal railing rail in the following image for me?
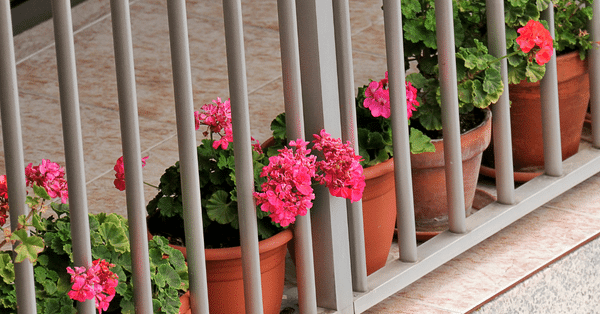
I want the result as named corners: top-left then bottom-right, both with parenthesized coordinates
top-left (1, 0), bottom-right (598, 313)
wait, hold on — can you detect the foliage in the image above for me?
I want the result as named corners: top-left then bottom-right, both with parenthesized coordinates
top-left (0, 207), bottom-right (188, 313)
top-left (553, 0), bottom-right (594, 59)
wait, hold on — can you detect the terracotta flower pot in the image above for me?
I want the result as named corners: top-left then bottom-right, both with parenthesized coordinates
top-left (149, 229), bottom-right (292, 314)
top-left (361, 157), bottom-right (397, 275)
top-left (411, 109), bottom-right (492, 232)
top-left (482, 50), bottom-right (589, 179)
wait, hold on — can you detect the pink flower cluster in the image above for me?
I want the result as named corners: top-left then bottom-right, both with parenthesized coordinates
top-left (516, 20), bottom-right (554, 66)
top-left (113, 156), bottom-right (149, 191)
top-left (312, 130), bottom-right (366, 203)
top-left (25, 159), bottom-right (69, 204)
top-left (363, 71), bottom-right (420, 119)
top-left (0, 175), bottom-right (8, 226)
top-left (66, 259), bottom-right (118, 314)
top-left (253, 139), bottom-right (317, 227)
top-left (195, 97), bottom-right (233, 150)
top-left (254, 131), bottom-right (365, 226)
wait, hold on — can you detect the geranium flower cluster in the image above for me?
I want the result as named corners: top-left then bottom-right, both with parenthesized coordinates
top-left (253, 139), bottom-right (317, 227)
top-left (0, 160), bottom-right (69, 226)
top-left (363, 71), bottom-right (420, 119)
top-left (113, 155), bottom-right (148, 191)
top-left (66, 259), bottom-right (118, 314)
top-left (0, 176), bottom-right (8, 226)
top-left (516, 20), bottom-right (554, 66)
top-left (195, 97), bottom-right (233, 150)
top-left (312, 130), bottom-right (366, 203)
top-left (254, 131), bottom-right (365, 227)
top-left (25, 159), bottom-right (69, 204)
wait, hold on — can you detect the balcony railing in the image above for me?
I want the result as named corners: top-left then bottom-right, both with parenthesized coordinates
top-left (1, 0), bottom-right (599, 313)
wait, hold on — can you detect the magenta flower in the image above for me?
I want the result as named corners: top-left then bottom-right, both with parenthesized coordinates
top-left (363, 72), bottom-right (420, 119)
top-left (113, 155), bottom-right (149, 191)
top-left (25, 159), bottom-right (69, 204)
top-left (253, 139), bottom-right (317, 227)
top-left (312, 130), bottom-right (365, 203)
top-left (195, 97), bottom-right (233, 149)
top-left (67, 259), bottom-right (118, 314)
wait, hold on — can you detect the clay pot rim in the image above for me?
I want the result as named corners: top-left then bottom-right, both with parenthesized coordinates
top-left (205, 228), bottom-right (293, 261)
top-left (362, 157), bottom-right (395, 180)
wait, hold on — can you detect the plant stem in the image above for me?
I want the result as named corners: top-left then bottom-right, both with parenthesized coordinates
top-left (144, 182), bottom-right (158, 189)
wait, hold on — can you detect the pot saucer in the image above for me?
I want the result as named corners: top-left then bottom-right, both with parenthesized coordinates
top-left (479, 165), bottom-right (543, 183)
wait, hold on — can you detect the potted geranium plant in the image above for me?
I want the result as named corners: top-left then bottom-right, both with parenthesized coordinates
top-left (0, 160), bottom-right (189, 313)
top-left (351, 0), bottom-right (555, 241)
top-left (480, 0), bottom-right (595, 181)
top-left (127, 97), bottom-right (364, 314)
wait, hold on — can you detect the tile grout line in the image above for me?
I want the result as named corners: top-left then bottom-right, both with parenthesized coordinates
top-left (15, 0), bottom-right (142, 66)
top-left (542, 203), bottom-right (600, 220)
top-left (463, 230), bottom-right (600, 314)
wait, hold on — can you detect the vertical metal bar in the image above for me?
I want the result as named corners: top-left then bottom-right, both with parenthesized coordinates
top-left (108, 1), bottom-right (154, 312)
top-left (382, 0), bottom-right (418, 262)
top-left (296, 0), bottom-right (354, 311)
top-left (222, 0), bottom-right (264, 313)
top-left (165, 1), bottom-right (210, 313)
top-left (486, 0), bottom-right (515, 204)
top-left (540, 7), bottom-right (563, 176)
top-left (50, 1), bottom-right (95, 312)
top-left (332, 0), bottom-right (369, 290)
top-left (589, 0), bottom-right (600, 148)
top-left (434, 0), bottom-right (466, 233)
top-left (0, 2), bottom-right (37, 312)
top-left (276, 0), bottom-right (318, 313)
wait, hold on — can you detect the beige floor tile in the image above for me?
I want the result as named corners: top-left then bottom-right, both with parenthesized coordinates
top-left (545, 172), bottom-right (600, 219)
top-left (380, 206), bottom-right (600, 312)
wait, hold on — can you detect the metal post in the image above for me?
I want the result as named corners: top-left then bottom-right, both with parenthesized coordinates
top-left (296, 0), bottom-right (354, 311)
top-left (589, 0), bottom-right (600, 148)
top-left (486, 0), bottom-right (516, 204)
top-left (0, 1), bottom-right (37, 312)
top-left (222, 0), bottom-right (264, 313)
top-left (332, 0), bottom-right (369, 290)
top-left (276, 0), bottom-right (318, 312)
top-left (540, 7), bottom-right (563, 176)
top-left (50, 0), bottom-right (94, 312)
top-left (165, 1), bottom-right (210, 312)
top-left (109, 0), bottom-right (154, 312)
top-left (434, 0), bottom-right (466, 233)
top-left (382, 0), bottom-right (418, 262)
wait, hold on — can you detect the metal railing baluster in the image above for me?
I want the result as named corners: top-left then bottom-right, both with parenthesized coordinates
top-left (434, 0), bottom-right (467, 234)
top-left (165, 1), bottom-right (211, 312)
top-left (108, 0), bottom-right (154, 311)
top-left (0, 1), bottom-right (37, 312)
top-left (589, 0), bottom-right (600, 148)
top-left (486, 0), bottom-right (516, 204)
top-left (540, 6), bottom-right (563, 176)
top-left (50, 0), bottom-right (94, 312)
top-left (382, 0), bottom-right (419, 263)
top-left (222, 0), bottom-right (264, 312)
top-left (332, 0), bottom-right (369, 291)
top-left (276, 0), bottom-right (319, 312)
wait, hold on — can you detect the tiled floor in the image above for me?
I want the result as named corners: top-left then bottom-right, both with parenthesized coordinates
top-left (4, 0), bottom-right (600, 313)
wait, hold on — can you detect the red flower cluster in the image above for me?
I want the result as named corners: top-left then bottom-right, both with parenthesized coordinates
top-left (254, 139), bottom-right (317, 227)
top-left (113, 155), bottom-right (148, 191)
top-left (67, 259), bottom-right (118, 314)
top-left (195, 97), bottom-right (233, 150)
top-left (363, 71), bottom-right (420, 119)
top-left (25, 159), bottom-right (69, 204)
top-left (516, 20), bottom-right (554, 66)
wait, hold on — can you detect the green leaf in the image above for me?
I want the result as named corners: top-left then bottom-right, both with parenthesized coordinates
top-left (471, 79), bottom-right (487, 108)
top-left (409, 128), bottom-right (435, 154)
top-left (31, 211), bottom-right (45, 232)
top-left (0, 253), bottom-right (15, 284)
top-left (205, 190), bottom-right (237, 225)
top-left (157, 197), bottom-right (180, 218)
top-left (525, 62), bottom-right (546, 82)
top-left (482, 67), bottom-right (503, 96)
top-left (33, 184), bottom-right (51, 200)
top-left (99, 221), bottom-right (130, 253)
top-left (11, 229), bottom-right (45, 263)
top-left (270, 112), bottom-right (287, 140)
